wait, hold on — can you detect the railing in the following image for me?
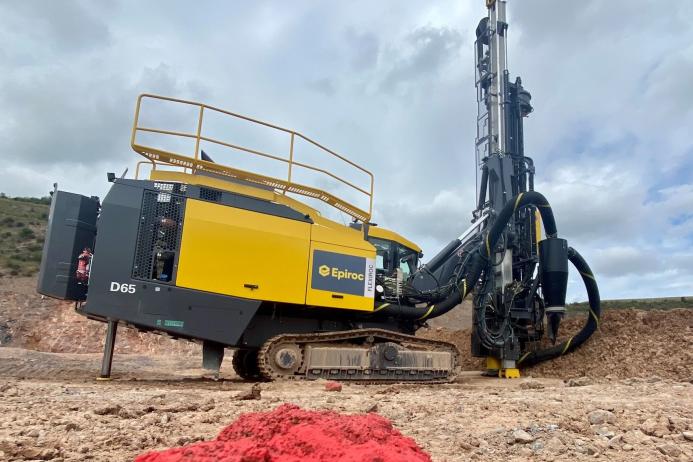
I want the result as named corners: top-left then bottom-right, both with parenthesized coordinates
top-left (130, 94), bottom-right (374, 222)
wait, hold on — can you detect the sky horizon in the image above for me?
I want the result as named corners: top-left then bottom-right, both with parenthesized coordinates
top-left (1, 1), bottom-right (691, 301)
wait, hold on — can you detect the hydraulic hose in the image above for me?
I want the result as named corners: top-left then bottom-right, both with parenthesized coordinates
top-left (375, 191), bottom-right (558, 321)
top-left (517, 246), bottom-right (601, 366)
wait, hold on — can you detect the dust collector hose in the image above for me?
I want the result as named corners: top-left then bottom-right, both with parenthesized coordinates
top-left (375, 191), bottom-right (558, 320)
top-left (517, 246), bottom-right (601, 366)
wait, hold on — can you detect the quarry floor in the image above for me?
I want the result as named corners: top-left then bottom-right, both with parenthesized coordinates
top-left (0, 277), bottom-right (692, 461)
top-left (0, 348), bottom-right (691, 462)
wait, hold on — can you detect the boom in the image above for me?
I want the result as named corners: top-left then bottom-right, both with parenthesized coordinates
top-left (374, 0), bottom-right (602, 376)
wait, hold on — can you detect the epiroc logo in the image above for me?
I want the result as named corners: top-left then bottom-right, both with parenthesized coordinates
top-left (312, 250), bottom-right (375, 298)
top-left (318, 264), bottom-right (364, 281)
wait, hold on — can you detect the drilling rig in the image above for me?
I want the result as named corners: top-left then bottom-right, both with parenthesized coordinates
top-left (37, 0), bottom-right (601, 381)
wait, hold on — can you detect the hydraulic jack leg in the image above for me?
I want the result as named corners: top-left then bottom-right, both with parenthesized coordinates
top-left (97, 319), bottom-right (118, 380)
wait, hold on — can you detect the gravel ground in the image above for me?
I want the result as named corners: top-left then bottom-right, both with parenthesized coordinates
top-left (1, 277), bottom-right (692, 461)
top-left (0, 348), bottom-right (691, 462)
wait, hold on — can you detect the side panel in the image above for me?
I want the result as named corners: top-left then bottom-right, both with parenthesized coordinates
top-left (176, 199), bottom-right (311, 304)
top-left (306, 242), bottom-right (375, 311)
top-left (83, 181), bottom-right (260, 346)
top-left (37, 191), bottom-right (99, 300)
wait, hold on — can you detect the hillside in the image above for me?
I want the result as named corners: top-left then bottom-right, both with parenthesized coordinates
top-left (0, 196), bottom-right (50, 277)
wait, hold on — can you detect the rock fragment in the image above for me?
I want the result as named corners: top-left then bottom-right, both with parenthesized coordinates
top-left (512, 429), bottom-right (535, 444)
top-left (325, 381), bottom-right (342, 392)
top-left (520, 380), bottom-right (544, 390)
top-left (567, 376), bottom-right (592, 387)
top-left (236, 383), bottom-right (261, 400)
top-left (93, 404), bottom-right (122, 415)
top-left (587, 409), bottom-right (615, 425)
top-left (656, 443), bottom-right (681, 457)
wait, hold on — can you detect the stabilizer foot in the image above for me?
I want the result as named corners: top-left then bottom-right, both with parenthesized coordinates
top-left (99, 320), bottom-right (118, 379)
top-left (202, 341), bottom-right (225, 373)
top-left (500, 368), bottom-right (521, 379)
top-left (485, 357), bottom-right (521, 378)
top-left (484, 356), bottom-right (500, 376)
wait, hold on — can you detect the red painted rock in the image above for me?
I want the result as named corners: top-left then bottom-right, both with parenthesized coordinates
top-left (324, 381), bottom-right (343, 392)
top-left (135, 404), bottom-right (431, 462)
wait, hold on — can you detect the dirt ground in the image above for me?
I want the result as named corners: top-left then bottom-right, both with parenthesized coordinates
top-left (1, 276), bottom-right (692, 461)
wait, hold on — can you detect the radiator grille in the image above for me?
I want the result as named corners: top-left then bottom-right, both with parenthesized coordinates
top-left (132, 189), bottom-right (185, 281)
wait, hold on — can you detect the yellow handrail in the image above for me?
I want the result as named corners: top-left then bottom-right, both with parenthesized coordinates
top-left (130, 94), bottom-right (374, 222)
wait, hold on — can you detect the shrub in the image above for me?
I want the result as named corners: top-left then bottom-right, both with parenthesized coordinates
top-left (18, 227), bottom-right (35, 240)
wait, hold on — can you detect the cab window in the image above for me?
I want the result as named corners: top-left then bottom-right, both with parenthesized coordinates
top-left (368, 237), bottom-right (392, 272)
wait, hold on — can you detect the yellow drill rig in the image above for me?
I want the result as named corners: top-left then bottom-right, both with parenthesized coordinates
top-left (37, 0), bottom-right (601, 381)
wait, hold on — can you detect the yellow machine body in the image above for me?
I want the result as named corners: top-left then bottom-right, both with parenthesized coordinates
top-left (162, 171), bottom-right (417, 312)
top-left (176, 199), bottom-right (312, 305)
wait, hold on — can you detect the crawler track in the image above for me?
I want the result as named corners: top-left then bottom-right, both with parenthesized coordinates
top-left (257, 328), bottom-right (460, 383)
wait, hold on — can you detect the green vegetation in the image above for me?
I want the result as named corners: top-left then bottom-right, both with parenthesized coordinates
top-left (0, 195), bottom-right (50, 277)
top-left (568, 296), bottom-right (693, 313)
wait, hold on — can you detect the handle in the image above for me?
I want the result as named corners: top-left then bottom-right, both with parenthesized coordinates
top-left (331, 294), bottom-right (344, 299)
top-left (244, 283), bottom-right (259, 290)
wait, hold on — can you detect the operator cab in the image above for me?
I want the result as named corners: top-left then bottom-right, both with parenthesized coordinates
top-left (365, 227), bottom-right (422, 279)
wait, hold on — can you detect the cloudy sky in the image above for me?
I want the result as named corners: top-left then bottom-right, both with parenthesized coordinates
top-left (1, 1), bottom-right (691, 300)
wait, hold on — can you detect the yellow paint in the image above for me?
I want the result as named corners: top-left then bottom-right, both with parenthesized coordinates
top-left (487, 358), bottom-right (521, 378)
top-left (311, 219), bottom-right (372, 251)
top-left (501, 368), bottom-right (520, 379)
top-left (306, 241), bottom-right (375, 311)
top-left (417, 304), bottom-right (435, 320)
top-left (535, 209), bottom-right (542, 244)
top-left (177, 199), bottom-right (311, 304)
top-left (368, 227), bottom-right (422, 253)
top-left (589, 308), bottom-right (600, 329)
top-left (513, 192), bottom-right (524, 212)
top-left (580, 271), bottom-right (596, 280)
top-left (486, 356), bottom-right (501, 370)
top-left (150, 171), bottom-right (373, 253)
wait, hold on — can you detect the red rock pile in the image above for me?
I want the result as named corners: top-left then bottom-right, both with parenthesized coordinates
top-left (135, 404), bottom-right (431, 462)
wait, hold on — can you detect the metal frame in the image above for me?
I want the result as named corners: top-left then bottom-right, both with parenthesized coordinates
top-left (130, 94), bottom-right (375, 222)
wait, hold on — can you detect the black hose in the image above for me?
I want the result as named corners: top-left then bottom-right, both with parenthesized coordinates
top-left (376, 191), bottom-right (558, 321)
top-left (517, 247), bottom-right (601, 366)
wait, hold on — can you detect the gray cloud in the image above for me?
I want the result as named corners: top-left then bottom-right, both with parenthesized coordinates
top-left (380, 27), bottom-right (464, 92)
top-left (0, 1), bottom-right (112, 54)
top-left (0, 1), bottom-right (691, 300)
top-left (345, 29), bottom-right (379, 72)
